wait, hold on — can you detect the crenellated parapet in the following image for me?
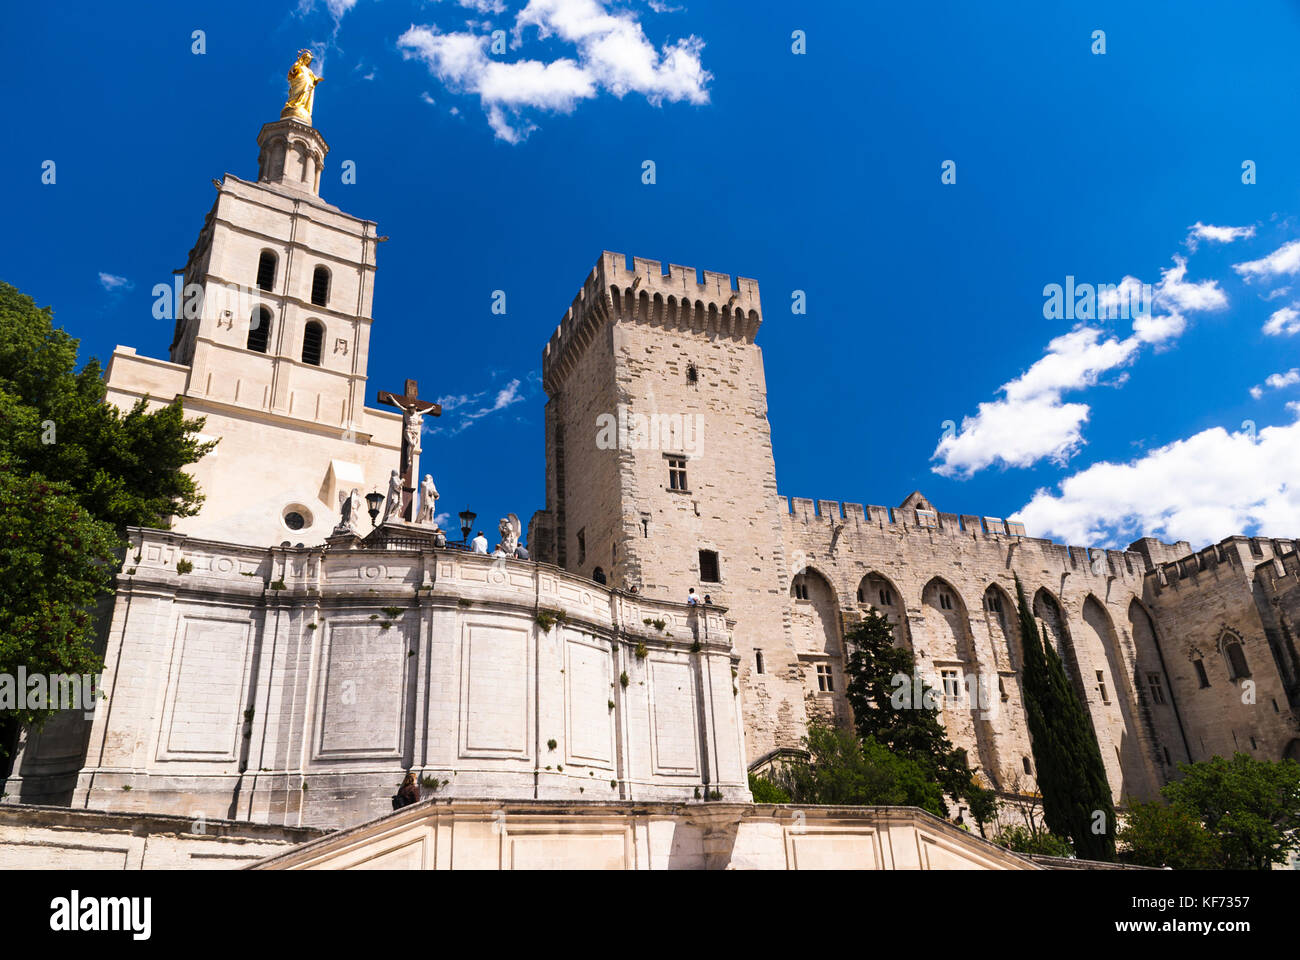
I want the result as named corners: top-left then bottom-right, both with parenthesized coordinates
top-left (1142, 534), bottom-right (1300, 592)
top-left (542, 251), bottom-right (763, 395)
top-left (779, 492), bottom-right (1148, 583)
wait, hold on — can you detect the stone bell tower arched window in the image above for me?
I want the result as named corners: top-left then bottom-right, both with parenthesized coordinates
top-left (311, 266), bottom-right (331, 307)
top-left (247, 306), bottom-right (272, 353)
top-left (301, 320), bottom-right (323, 366)
top-left (256, 250), bottom-right (277, 292)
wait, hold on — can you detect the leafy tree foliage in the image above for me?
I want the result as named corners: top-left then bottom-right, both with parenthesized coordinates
top-left (0, 282), bottom-right (213, 744)
top-left (843, 608), bottom-right (997, 829)
top-left (1013, 576), bottom-right (1116, 861)
top-left (1146, 752), bottom-right (1300, 870)
top-left (748, 772), bottom-right (792, 804)
top-left (775, 724), bottom-right (946, 817)
top-left (1117, 799), bottom-right (1222, 869)
top-left (0, 472), bottom-right (120, 726)
top-left (0, 282), bottom-right (213, 531)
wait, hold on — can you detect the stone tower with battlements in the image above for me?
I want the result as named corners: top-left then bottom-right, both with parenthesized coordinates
top-left (530, 251), bottom-right (809, 763)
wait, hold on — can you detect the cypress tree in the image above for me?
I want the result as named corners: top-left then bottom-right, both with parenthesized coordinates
top-left (1014, 575), bottom-right (1116, 860)
top-left (844, 608), bottom-right (997, 830)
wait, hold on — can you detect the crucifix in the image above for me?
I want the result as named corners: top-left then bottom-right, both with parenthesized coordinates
top-left (377, 379), bottom-right (441, 522)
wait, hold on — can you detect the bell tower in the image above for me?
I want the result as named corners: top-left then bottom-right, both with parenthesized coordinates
top-left (102, 51), bottom-right (402, 546)
top-left (256, 118), bottom-right (329, 198)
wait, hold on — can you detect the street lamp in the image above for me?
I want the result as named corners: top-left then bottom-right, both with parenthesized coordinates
top-left (365, 491), bottom-right (385, 527)
top-left (458, 507), bottom-right (476, 543)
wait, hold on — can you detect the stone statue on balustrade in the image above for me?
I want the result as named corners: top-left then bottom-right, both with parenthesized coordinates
top-left (416, 474), bottom-right (440, 526)
top-left (381, 469), bottom-right (403, 524)
top-left (334, 487), bottom-right (364, 536)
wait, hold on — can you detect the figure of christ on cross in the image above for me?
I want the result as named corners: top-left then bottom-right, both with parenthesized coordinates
top-left (377, 379), bottom-right (441, 523)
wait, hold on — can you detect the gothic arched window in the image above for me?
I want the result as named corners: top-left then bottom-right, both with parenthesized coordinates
top-left (301, 320), bottom-right (324, 366)
top-left (311, 266), bottom-right (331, 307)
top-left (1221, 633), bottom-right (1251, 680)
top-left (256, 250), bottom-right (277, 292)
top-left (247, 307), bottom-right (272, 353)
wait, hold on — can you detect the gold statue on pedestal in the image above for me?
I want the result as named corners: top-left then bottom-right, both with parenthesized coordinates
top-left (282, 49), bottom-right (323, 123)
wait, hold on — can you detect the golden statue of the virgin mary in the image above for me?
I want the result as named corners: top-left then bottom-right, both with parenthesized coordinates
top-left (281, 49), bottom-right (323, 123)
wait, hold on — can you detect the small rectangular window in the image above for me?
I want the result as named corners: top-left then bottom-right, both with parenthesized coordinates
top-left (755, 650), bottom-right (764, 675)
top-left (1193, 659), bottom-right (1210, 689)
top-left (699, 549), bottom-right (720, 583)
top-left (793, 577), bottom-right (808, 601)
top-left (939, 593), bottom-right (953, 611)
top-left (1096, 670), bottom-right (1110, 704)
top-left (940, 669), bottom-right (960, 702)
top-left (816, 663), bottom-right (833, 692)
top-left (1147, 672), bottom-right (1167, 705)
top-left (879, 589), bottom-right (892, 606)
top-left (667, 456), bottom-right (688, 491)
top-left (1022, 756), bottom-right (1032, 775)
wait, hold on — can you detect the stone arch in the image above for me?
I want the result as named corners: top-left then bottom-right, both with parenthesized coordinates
top-left (921, 576), bottom-right (997, 788)
top-left (981, 582), bottom-right (1019, 671)
top-left (790, 566), bottom-right (840, 656)
top-left (855, 570), bottom-right (909, 648)
top-left (920, 576), bottom-right (976, 663)
top-left (1032, 587), bottom-right (1087, 704)
top-left (1081, 594), bottom-right (1151, 801)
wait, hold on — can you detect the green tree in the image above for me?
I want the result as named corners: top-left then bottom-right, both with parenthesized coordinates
top-left (748, 772), bottom-right (791, 804)
top-left (1160, 752), bottom-right (1300, 870)
top-left (0, 282), bottom-right (213, 753)
top-left (1014, 576), bottom-right (1116, 861)
top-left (843, 608), bottom-right (997, 830)
top-left (776, 724), bottom-right (946, 817)
top-left (1117, 800), bottom-right (1221, 869)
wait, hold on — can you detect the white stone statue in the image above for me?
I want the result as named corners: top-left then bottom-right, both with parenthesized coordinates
top-left (499, 514), bottom-right (520, 555)
top-left (382, 469), bottom-right (402, 523)
top-left (416, 474), bottom-right (439, 526)
top-left (337, 487), bottom-right (363, 534)
top-left (405, 410), bottom-right (423, 456)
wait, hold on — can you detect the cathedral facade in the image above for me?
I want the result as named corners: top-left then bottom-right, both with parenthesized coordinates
top-left (7, 97), bottom-right (1300, 837)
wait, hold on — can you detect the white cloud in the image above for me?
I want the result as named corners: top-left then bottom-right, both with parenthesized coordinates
top-left (932, 255), bottom-right (1225, 477)
top-left (98, 272), bottom-right (133, 292)
top-left (1186, 221), bottom-right (1255, 252)
top-left (399, 0), bottom-right (711, 142)
top-left (1249, 368), bottom-right (1300, 400)
top-left (298, 0), bottom-right (358, 24)
top-left (1266, 369), bottom-right (1300, 390)
top-left (420, 91), bottom-right (436, 104)
top-left (1234, 239), bottom-right (1300, 280)
top-left (1011, 413), bottom-right (1300, 548)
top-left (1152, 256), bottom-right (1227, 313)
top-left (431, 378), bottom-right (526, 434)
top-left (1263, 305), bottom-right (1300, 336)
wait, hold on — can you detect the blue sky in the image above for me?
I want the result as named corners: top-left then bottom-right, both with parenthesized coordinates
top-left (3, 0), bottom-right (1300, 550)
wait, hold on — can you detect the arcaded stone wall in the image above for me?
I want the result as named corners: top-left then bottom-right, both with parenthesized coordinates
top-left (779, 498), bottom-right (1177, 804)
